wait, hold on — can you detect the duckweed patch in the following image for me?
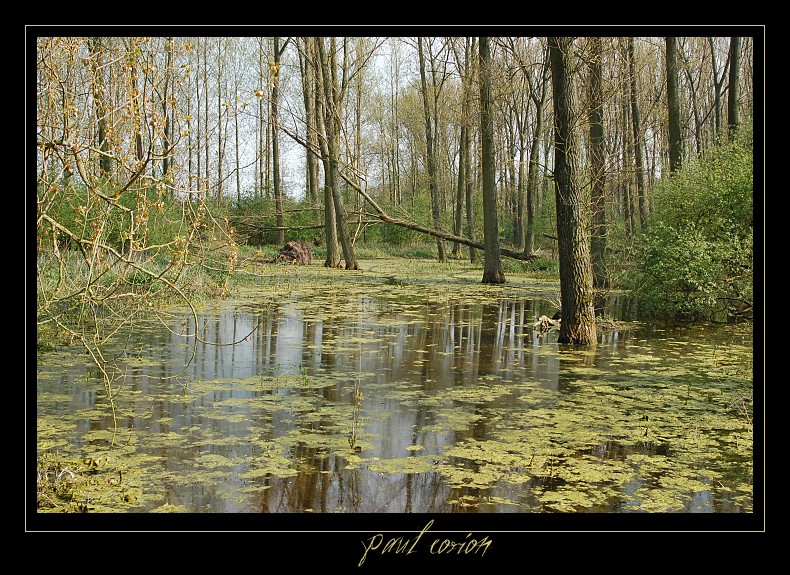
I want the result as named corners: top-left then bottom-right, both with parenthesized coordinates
top-left (36, 258), bottom-right (753, 513)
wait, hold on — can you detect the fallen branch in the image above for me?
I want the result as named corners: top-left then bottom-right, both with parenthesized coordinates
top-left (280, 123), bottom-right (537, 262)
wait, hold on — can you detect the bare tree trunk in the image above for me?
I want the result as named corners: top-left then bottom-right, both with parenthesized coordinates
top-left (418, 37), bottom-right (447, 262)
top-left (298, 38), bottom-right (320, 208)
top-left (450, 37), bottom-right (473, 259)
top-left (234, 61), bottom-right (241, 204)
top-left (316, 37), bottom-right (358, 270)
top-left (479, 37), bottom-right (505, 284)
top-left (126, 37), bottom-right (145, 165)
top-left (204, 38), bottom-right (210, 195)
top-left (666, 37), bottom-right (683, 174)
top-left (709, 37), bottom-right (727, 138)
top-left (628, 37), bottom-right (649, 230)
top-left (216, 38), bottom-right (224, 200)
top-left (465, 38), bottom-right (477, 264)
top-left (311, 39), bottom-right (340, 267)
top-left (524, 44), bottom-right (549, 257)
top-left (588, 37), bottom-right (608, 291)
top-left (728, 36), bottom-right (742, 140)
top-left (272, 37), bottom-right (285, 245)
top-left (548, 36), bottom-right (596, 345)
top-left (161, 37), bottom-right (174, 183)
top-left (453, 122), bottom-right (467, 258)
top-left (88, 37), bottom-right (113, 179)
top-left (186, 40), bottom-right (194, 191)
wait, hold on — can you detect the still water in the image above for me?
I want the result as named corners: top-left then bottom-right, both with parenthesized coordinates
top-left (35, 261), bottom-right (754, 515)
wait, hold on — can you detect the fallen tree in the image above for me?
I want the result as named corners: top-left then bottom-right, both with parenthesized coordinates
top-left (280, 124), bottom-right (538, 262)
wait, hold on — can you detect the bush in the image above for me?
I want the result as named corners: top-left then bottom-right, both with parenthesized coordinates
top-left (624, 123), bottom-right (753, 323)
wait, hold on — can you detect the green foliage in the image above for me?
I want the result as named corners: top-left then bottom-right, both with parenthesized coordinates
top-left (503, 256), bottom-right (559, 275)
top-left (625, 123), bottom-right (754, 323)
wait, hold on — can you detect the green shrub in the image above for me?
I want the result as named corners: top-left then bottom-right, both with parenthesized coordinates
top-left (625, 123), bottom-right (753, 323)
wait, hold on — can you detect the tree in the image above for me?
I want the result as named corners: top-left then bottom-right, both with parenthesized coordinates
top-left (312, 38), bottom-right (340, 267)
top-left (418, 37), bottom-right (447, 262)
top-left (728, 37), bottom-right (742, 140)
top-left (161, 37), bottom-right (175, 183)
top-left (479, 37), bottom-right (505, 284)
top-left (524, 41), bottom-right (550, 257)
top-left (709, 37), bottom-right (729, 137)
top-left (271, 37), bottom-right (289, 245)
top-left (463, 37), bottom-right (478, 264)
top-left (666, 37), bottom-right (683, 174)
top-left (449, 37), bottom-right (475, 260)
top-left (297, 38), bottom-right (321, 209)
top-left (87, 37), bottom-right (113, 178)
top-left (548, 36), bottom-right (596, 345)
top-left (316, 37), bottom-right (359, 270)
top-left (587, 37), bottom-right (608, 290)
top-left (627, 37), bottom-right (649, 229)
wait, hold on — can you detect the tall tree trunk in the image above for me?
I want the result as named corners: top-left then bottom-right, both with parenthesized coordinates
top-left (234, 67), bottom-right (241, 204)
top-left (298, 38), bottom-right (320, 209)
top-left (479, 37), bottom-right (505, 284)
top-left (161, 37), bottom-right (174, 183)
top-left (88, 37), bottom-right (113, 179)
top-left (465, 127), bottom-right (476, 264)
top-left (728, 36), bottom-right (742, 140)
top-left (709, 37), bottom-right (727, 138)
top-left (666, 37), bottom-right (683, 173)
top-left (204, 38), bottom-right (210, 195)
top-left (272, 37), bottom-right (285, 245)
top-left (418, 37), bottom-right (447, 262)
top-left (127, 37), bottom-right (144, 165)
top-left (548, 36), bottom-right (596, 345)
top-left (453, 122), bottom-right (467, 258)
top-left (628, 37), bottom-right (648, 229)
top-left (317, 37), bottom-right (358, 270)
top-left (621, 78), bottom-right (636, 237)
top-left (186, 41), bottom-right (194, 191)
top-left (216, 38), bottom-right (223, 200)
top-left (451, 37), bottom-right (473, 259)
top-left (524, 45), bottom-right (549, 257)
top-left (257, 37), bottom-right (269, 200)
top-left (465, 38), bottom-right (477, 264)
top-left (588, 37), bottom-right (608, 291)
top-left (312, 39), bottom-right (340, 267)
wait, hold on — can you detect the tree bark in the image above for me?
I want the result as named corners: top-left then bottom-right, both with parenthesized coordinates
top-left (418, 37), bottom-right (447, 262)
top-left (666, 37), bottom-right (683, 173)
top-left (728, 36), bottom-right (742, 140)
top-left (317, 37), bottom-right (359, 270)
top-left (479, 37), bottom-right (505, 284)
top-left (272, 37), bottom-right (285, 245)
top-left (588, 37), bottom-right (608, 290)
top-left (87, 37), bottom-right (113, 179)
top-left (548, 36), bottom-right (596, 345)
top-left (627, 37), bottom-right (649, 229)
top-left (450, 37), bottom-right (474, 259)
top-left (465, 37), bottom-right (477, 264)
top-left (162, 37), bottom-right (174, 183)
top-left (312, 38), bottom-right (340, 268)
top-left (524, 45), bottom-right (549, 257)
top-left (298, 39), bottom-right (321, 208)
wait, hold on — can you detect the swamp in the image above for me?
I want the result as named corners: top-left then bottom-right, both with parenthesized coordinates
top-left (33, 34), bottom-right (759, 540)
top-left (35, 258), bottom-right (754, 516)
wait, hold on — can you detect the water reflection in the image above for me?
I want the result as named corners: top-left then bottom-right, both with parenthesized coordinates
top-left (36, 292), bottom-right (753, 514)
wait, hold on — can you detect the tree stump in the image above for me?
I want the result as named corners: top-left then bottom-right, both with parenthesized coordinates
top-left (273, 240), bottom-right (313, 265)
